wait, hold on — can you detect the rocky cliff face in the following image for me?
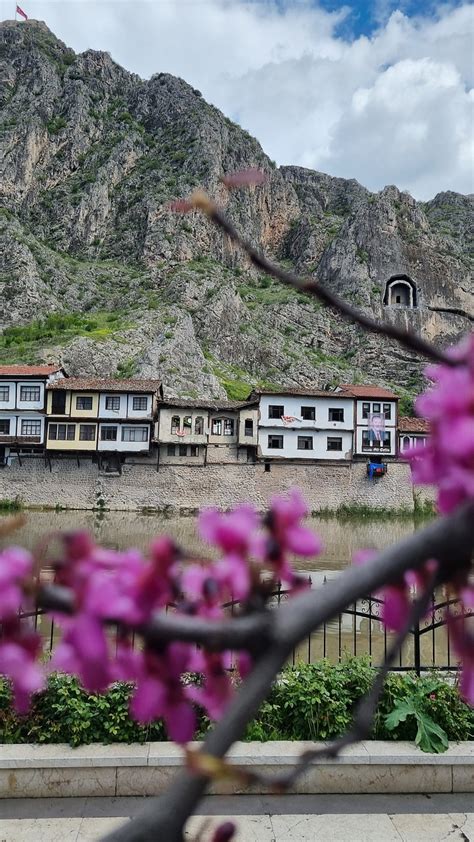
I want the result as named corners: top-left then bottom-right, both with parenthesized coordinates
top-left (1, 21), bottom-right (472, 403)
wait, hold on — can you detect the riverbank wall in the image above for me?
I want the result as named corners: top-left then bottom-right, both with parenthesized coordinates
top-left (0, 459), bottom-right (435, 512)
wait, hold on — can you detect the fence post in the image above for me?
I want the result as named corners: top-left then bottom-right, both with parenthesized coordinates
top-left (413, 618), bottom-right (421, 676)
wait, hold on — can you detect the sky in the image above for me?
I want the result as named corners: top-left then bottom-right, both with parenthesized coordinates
top-left (2, 0), bottom-right (473, 199)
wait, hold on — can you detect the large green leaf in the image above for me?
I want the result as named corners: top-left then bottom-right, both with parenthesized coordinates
top-left (384, 700), bottom-right (416, 731)
top-left (415, 712), bottom-right (449, 753)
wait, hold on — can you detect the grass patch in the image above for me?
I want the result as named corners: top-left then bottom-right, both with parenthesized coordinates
top-left (0, 312), bottom-right (134, 364)
top-left (0, 498), bottom-right (23, 512)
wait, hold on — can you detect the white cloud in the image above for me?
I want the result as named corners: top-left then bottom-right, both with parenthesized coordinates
top-left (9, 0), bottom-right (474, 199)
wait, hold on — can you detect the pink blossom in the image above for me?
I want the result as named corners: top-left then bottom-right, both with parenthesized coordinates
top-left (405, 336), bottom-right (474, 513)
top-left (187, 651), bottom-right (234, 720)
top-left (199, 505), bottom-right (258, 555)
top-left (212, 822), bottom-right (237, 841)
top-left (382, 584), bottom-right (411, 632)
top-left (130, 643), bottom-right (196, 743)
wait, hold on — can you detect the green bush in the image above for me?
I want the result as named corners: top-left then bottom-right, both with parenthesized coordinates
top-left (0, 661), bottom-right (471, 749)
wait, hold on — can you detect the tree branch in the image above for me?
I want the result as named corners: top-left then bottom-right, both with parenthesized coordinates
top-left (104, 502), bottom-right (474, 842)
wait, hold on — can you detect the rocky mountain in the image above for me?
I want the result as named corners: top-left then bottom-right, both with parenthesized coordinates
top-left (1, 20), bottom-right (473, 406)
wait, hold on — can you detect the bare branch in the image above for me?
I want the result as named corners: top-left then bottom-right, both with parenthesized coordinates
top-left (104, 502), bottom-right (474, 842)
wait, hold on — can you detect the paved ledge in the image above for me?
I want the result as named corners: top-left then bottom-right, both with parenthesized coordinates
top-left (0, 741), bottom-right (472, 798)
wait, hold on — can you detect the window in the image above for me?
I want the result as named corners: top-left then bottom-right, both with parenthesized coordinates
top-left (244, 419), bottom-right (253, 436)
top-left (0, 387), bottom-right (9, 402)
top-left (402, 436), bottom-right (410, 448)
top-left (101, 426), bottom-right (117, 441)
top-left (48, 424), bottom-right (75, 441)
top-left (383, 403), bottom-right (392, 420)
top-left (268, 405), bottom-right (284, 419)
top-left (327, 436), bottom-right (343, 451)
top-left (224, 418), bottom-right (234, 436)
top-left (122, 427), bottom-right (148, 442)
top-left (211, 419), bottom-right (222, 435)
top-left (167, 444), bottom-right (176, 456)
top-left (183, 415), bottom-right (192, 431)
top-left (76, 396), bottom-right (93, 411)
top-left (301, 406), bottom-right (315, 421)
top-left (190, 445), bottom-right (199, 457)
top-left (171, 415), bottom-right (180, 434)
top-left (21, 420), bottom-right (41, 437)
top-left (20, 386), bottom-right (40, 402)
top-left (362, 402), bottom-right (370, 419)
top-left (384, 431), bottom-right (391, 448)
top-left (0, 420), bottom-right (10, 434)
top-left (297, 436), bottom-right (313, 450)
top-left (372, 402), bottom-right (381, 414)
top-left (195, 416), bottom-right (204, 435)
top-left (79, 424), bottom-right (96, 441)
top-left (268, 435), bottom-right (283, 449)
top-left (328, 408), bottom-right (344, 422)
top-left (179, 444), bottom-right (187, 456)
top-left (133, 396), bottom-right (148, 411)
top-left (105, 396), bottom-right (120, 411)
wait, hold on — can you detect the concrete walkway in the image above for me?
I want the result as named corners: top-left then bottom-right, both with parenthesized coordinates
top-left (0, 794), bottom-right (472, 840)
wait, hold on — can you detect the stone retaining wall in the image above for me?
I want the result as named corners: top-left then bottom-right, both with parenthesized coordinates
top-left (0, 742), bottom-right (471, 797)
top-left (0, 458), bottom-right (435, 512)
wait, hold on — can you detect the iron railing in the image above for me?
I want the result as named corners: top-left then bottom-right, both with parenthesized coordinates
top-left (11, 580), bottom-right (472, 675)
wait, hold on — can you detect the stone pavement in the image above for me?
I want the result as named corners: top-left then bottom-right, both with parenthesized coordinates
top-left (0, 794), bottom-right (472, 841)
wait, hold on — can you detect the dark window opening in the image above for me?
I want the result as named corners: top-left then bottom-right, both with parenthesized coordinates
top-left (297, 436), bottom-right (313, 450)
top-left (0, 387), bottom-right (9, 402)
top-left (244, 419), bottom-right (254, 436)
top-left (362, 402), bottom-right (370, 419)
top-left (76, 396), bottom-right (93, 411)
top-left (372, 403), bottom-right (380, 414)
top-left (268, 404), bottom-right (284, 419)
top-left (132, 396), bottom-right (148, 411)
top-left (329, 408), bottom-right (344, 422)
top-left (190, 445), bottom-right (199, 457)
top-left (101, 426), bottom-right (117, 441)
top-left (327, 436), bottom-right (343, 451)
top-left (79, 424), bottom-right (96, 441)
top-left (167, 444), bottom-right (176, 456)
top-left (383, 403), bottom-right (392, 419)
top-left (171, 415), bottom-right (180, 434)
top-left (301, 406), bottom-right (315, 421)
top-left (179, 444), bottom-right (187, 456)
top-left (0, 420), bottom-right (10, 434)
top-left (268, 435), bottom-right (283, 449)
top-left (195, 416), bottom-right (204, 435)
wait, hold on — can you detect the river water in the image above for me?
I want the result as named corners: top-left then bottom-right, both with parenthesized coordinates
top-left (1, 509), bottom-right (453, 670)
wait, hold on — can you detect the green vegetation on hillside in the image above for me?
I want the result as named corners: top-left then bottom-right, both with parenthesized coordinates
top-left (0, 311), bottom-right (134, 364)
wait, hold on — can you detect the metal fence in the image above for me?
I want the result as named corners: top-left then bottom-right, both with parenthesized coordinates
top-left (14, 579), bottom-right (473, 675)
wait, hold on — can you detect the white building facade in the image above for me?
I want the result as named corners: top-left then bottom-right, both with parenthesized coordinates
top-left (257, 392), bottom-right (354, 461)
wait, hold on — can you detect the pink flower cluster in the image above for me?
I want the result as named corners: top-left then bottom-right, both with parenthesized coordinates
top-left (0, 547), bottom-right (44, 712)
top-left (0, 490), bottom-right (321, 739)
top-left (405, 335), bottom-right (474, 514)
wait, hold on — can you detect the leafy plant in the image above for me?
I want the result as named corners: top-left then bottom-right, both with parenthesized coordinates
top-left (384, 677), bottom-right (449, 752)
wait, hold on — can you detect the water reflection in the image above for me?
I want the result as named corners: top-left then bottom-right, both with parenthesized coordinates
top-left (0, 509), bottom-right (416, 575)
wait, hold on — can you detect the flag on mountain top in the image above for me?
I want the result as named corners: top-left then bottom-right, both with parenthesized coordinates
top-left (16, 5), bottom-right (28, 19)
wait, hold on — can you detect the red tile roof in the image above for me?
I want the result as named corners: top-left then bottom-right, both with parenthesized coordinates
top-left (0, 365), bottom-right (62, 377)
top-left (398, 417), bottom-right (430, 433)
top-left (47, 377), bottom-right (161, 393)
top-left (338, 384), bottom-right (399, 400)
